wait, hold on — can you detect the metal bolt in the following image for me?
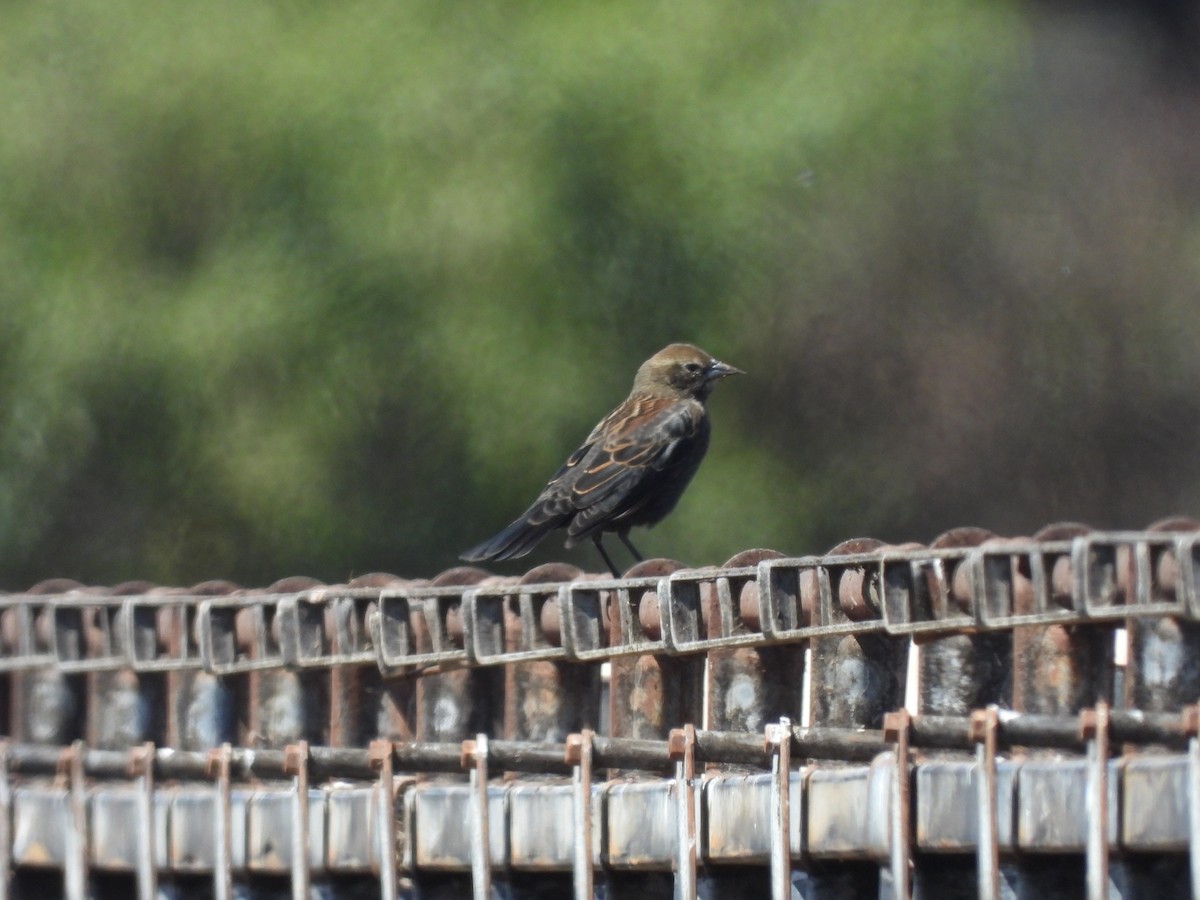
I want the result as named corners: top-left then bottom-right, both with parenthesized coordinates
top-left (968, 709), bottom-right (988, 744)
top-left (204, 748), bottom-right (224, 779)
top-left (367, 738), bottom-right (393, 772)
top-left (128, 743), bottom-right (154, 777)
top-left (282, 741), bottom-right (307, 776)
top-left (666, 728), bottom-right (686, 761)
top-left (1079, 707), bottom-right (1098, 741)
top-left (460, 738), bottom-right (477, 769)
top-left (1182, 704), bottom-right (1200, 738)
top-left (564, 733), bottom-right (583, 765)
top-left (883, 709), bottom-right (911, 743)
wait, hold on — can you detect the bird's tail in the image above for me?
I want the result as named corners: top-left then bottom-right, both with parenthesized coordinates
top-left (460, 512), bottom-right (563, 564)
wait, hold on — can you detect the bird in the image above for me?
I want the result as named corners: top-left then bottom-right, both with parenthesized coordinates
top-left (461, 343), bottom-right (743, 576)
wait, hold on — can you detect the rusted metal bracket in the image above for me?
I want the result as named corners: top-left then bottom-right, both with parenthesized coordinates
top-left (368, 738), bottom-right (399, 900)
top-left (883, 709), bottom-right (912, 900)
top-left (969, 707), bottom-right (1001, 900)
top-left (1080, 702), bottom-right (1111, 900)
top-left (668, 723), bottom-right (698, 900)
top-left (765, 717), bottom-right (793, 900)
top-left (205, 743), bottom-right (234, 900)
top-left (462, 734), bottom-right (493, 900)
top-left (565, 730), bottom-right (596, 900)
top-left (283, 740), bottom-right (312, 900)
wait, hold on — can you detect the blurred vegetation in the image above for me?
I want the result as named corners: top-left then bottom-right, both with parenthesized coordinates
top-left (2, 0), bottom-right (1199, 588)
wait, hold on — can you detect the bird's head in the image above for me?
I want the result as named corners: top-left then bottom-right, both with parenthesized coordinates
top-left (633, 343), bottom-right (744, 401)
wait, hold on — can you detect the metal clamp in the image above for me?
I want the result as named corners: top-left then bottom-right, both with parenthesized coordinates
top-left (468, 583), bottom-right (571, 665)
top-left (881, 547), bottom-right (980, 635)
top-left (278, 589), bottom-right (383, 668)
top-left (123, 595), bottom-right (205, 671)
top-left (278, 593), bottom-right (333, 669)
top-left (51, 595), bottom-right (130, 673)
top-left (0, 597), bottom-right (56, 671)
top-left (199, 596), bottom-right (288, 674)
top-left (1076, 533), bottom-right (1187, 619)
top-left (665, 566), bottom-right (766, 653)
top-left (966, 539), bottom-right (1079, 628)
top-left (563, 575), bottom-right (672, 660)
top-left (373, 586), bottom-right (473, 672)
top-left (758, 553), bottom-right (887, 643)
top-left (1178, 533), bottom-right (1200, 619)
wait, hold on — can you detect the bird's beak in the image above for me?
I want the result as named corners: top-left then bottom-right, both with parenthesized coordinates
top-left (705, 359), bottom-right (744, 380)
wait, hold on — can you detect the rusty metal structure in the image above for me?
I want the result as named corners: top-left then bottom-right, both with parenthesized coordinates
top-left (2, 522), bottom-right (1200, 898)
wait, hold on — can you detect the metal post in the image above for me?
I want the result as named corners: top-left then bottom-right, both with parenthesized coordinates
top-left (767, 718), bottom-right (793, 900)
top-left (0, 742), bottom-right (10, 900)
top-left (670, 724), bottom-right (698, 900)
top-left (1082, 703), bottom-right (1110, 900)
top-left (208, 743), bottom-right (234, 900)
top-left (1189, 727), bottom-right (1200, 900)
top-left (883, 709), bottom-right (912, 900)
top-left (63, 741), bottom-right (88, 900)
top-left (970, 708), bottom-right (1001, 900)
top-left (369, 739), bottom-right (399, 900)
top-left (465, 734), bottom-right (493, 900)
top-left (566, 730), bottom-right (596, 900)
top-left (131, 742), bottom-right (157, 900)
top-left (285, 740), bottom-right (311, 900)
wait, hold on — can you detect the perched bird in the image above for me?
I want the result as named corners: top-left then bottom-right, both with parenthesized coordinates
top-left (462, 343), bottom-right (743, 576)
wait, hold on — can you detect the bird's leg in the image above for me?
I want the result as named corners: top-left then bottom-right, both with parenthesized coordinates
top-left (592, 534), bottom-right (622, 578)
top-left (617, 530), bottom-right (644, 563)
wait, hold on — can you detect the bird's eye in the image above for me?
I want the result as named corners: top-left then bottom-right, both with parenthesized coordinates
top-left (683, 362), bottom-right (703, 374)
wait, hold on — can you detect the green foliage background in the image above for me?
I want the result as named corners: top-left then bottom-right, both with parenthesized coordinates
top-left (3, 1), bottom-right (1199, 587)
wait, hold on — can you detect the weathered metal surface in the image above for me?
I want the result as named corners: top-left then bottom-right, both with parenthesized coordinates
top-left (915, 759), bottom-right (1019, 852)
top-left (411, 784), bottom-right (506, 871)
top-left (1016, 758), bottom-right (1121, 852)
top-left (507, 783), bottom-right (577, 870)
top-left (4, 527), bottom-right (1200, 896)
top-left (604, 779), bottom-right (679, 869)
top-left (805, 757), bottom-right (891, 860)
top-left (917, 530), bottom-right (1011, 721)
top-left (607, 561), bottom-right (705, 750)
top-left (408, 571), bottom-right (496, 758)
top-left (704, 769), bottom-right (803, 864)
top-left (500, 565), bottom-right (601, 751)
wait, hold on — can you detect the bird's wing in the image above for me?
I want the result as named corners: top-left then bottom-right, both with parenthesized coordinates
top-left (565, 396), bottom-right (703, 508)
top-left (461, 396), bottom-right (702, 562)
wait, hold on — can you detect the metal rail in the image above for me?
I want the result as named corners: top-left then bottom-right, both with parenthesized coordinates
top-left (0, 708), bottom-right (1198, 898)
top-left (3, 526), bottom-right (1200, 898)
top-left (1, 529), bottom-right (1196, 676)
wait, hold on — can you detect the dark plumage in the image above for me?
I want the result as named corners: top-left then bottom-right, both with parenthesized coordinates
top-left (461, 343), bottom-right (743, 576)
